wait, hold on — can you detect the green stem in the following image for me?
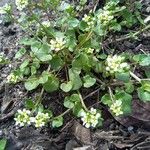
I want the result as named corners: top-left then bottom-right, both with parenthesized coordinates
top-left (35, 65), bottom-right (51, 107)
top-left (56, 108), bottom-right (71, 118)
top-left (130, 71), bottom-right (141, 83)
top-left (76, 31), bottom-right (93, 50)
top-left (108, 86), bottom-right (114, 103)
top-left (78, 91), bottom-right (88, 111)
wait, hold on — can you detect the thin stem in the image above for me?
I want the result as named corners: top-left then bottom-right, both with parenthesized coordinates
top-left (130, 71), bottom-right (141, 83)
top-left (76, 31), bottom-right (93, 50)
top-left (108, 86), bottom-right (114, 103)
top-left (104, 24), bottom-right (150, 45)
top-left (56, 108), bottom-right (71, 118)
top-left (78, 91), bottom-right (88, 111)
top-left (35, 65), bottom-right (51, 107)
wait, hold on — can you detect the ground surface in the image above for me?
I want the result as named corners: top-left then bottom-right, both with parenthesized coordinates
top-left (0, 0), bottom-right (150, 150)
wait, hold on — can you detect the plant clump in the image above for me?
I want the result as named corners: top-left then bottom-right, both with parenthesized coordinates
top-left (0, 0), bottom-right (150, 129)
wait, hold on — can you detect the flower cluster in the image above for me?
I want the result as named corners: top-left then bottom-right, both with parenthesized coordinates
top-left (105, 55), bottom-right (129, 74)
top-left (110, 100), bottom-right (123, 116)
top-left (7, 73), bottom-right (19, 83)
top-left (14, 109), bottom-right (31, 127)
top-left (82, 14), bottom-right (95, 31)
top-left (14, 109), bottom-right (50, 128)
top-left (32, 112), bottom-right (50, 128)
top-left (0, 4), bottom-right (11, 14)
top-left (50, 37), bottom-right (66, 52)
top-left (98, 10), bottom-right (114, 26)
top-left (80, 108), bottom-right (101, 128)
top-left (42, 21), bottom-right (51, 28)
top-left (15, 0), bottom-right (28, 11)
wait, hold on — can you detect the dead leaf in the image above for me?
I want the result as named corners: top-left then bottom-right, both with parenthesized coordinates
top-left (115, 99), bottom-right (150, 129)
top-left (71, 121), bottom-right (92, 145)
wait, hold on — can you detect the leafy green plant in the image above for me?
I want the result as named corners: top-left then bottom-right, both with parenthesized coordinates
top-left (0, 139), bottom-right (7, 150)
top-left (1, 0), bottom-right (150, 128)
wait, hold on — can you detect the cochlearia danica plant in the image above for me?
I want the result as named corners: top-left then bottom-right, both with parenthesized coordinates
top-left (1, 0), bottom-right (150, 128)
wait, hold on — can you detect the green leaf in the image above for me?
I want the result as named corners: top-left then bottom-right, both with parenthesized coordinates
top-left (31, 42), bottom-right (52, 62)
top-left (39, 71), bottom-right (49, 84)
top-left (133, 54), bottom-right (147, 62)
top-left (25, 77), bottom-right (39, 91)
top-left (79, 21), bottom-right (89, 31)
top-left (60, 81), bottom-right (73, 92)
top-left (64, 98), bottom-right (74, 108)
top-left (69, 69), bottom-right (82, 90)
top-left (50, 55), bottom-right (64, 71)
top-left (72, 102), bottom-right (83, 117)
top-left (72, 53), bottom-right (91, 71)
top-left (101, 94), bottom-right (112, 107)
top-left (94, 62), bottom-right (103, 73)
top-left (145, 69), bottom-right (150, 78)
top-left (68, 18), bottom-right (79, 28)
top-left (138, 87), bottom-right (150, 102)
top-left (115, 72), bottom-right (130, 82)
top-left (141, 81), bottom-right (150, 92)
top-left (115, 91), bottom-right (132, 114)
top-left (0, 139), bottom-right (7, 150)
top-left (15, 48), bottom-right (26, 59)
top-left (139, 56), bottom-right (150, 66)
top-left (83, 75), bottom-right (96, 88)
top-left (125, 82), bottom-right (134, 93)
top-left (43, 74), bottom-right (59, 93)
top-left (31, 66), bottom-right (37, 75)
top-left (19, 38), bottom-right (36, 45)
top-left (20, 59), bottom-right (30, 70)
top-left (66, 30), bottom-right (77, 52)
top-left (52, 116), bottom-right (63, 128)
top-left (25, 99), bottom-right (35, 109)
top-left (64, 94), bottom-right (80, 109)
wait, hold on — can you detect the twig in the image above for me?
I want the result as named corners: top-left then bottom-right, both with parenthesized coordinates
top-left (93, 0), bottom-right (99, 13)
top-left (104, 24), bottom-right (150, 45)
top-left (83, 88), bottom-right (100, 100)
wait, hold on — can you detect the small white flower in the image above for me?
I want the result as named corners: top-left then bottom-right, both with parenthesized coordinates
top-left (105, 55), bottom-right (130, 75)
top-left (98, 10), bottom-right (114, 26)
top-left (15, 0), bottom-right (28, 11)
top-left (0, 4), bottom-right (11, 14)
top-left (80, 108), bottom-right (101, 128)
top-left (42, 21), bottom-right (51, 28)
top-left (14, 109), bottom-right (32, 127)
top-left (7, 73), bottom-right (19, 83)
top-left (110, 100), bottom-right (123, 116)
top-left (82, 14), bottom-right (91, 22)
top-left (33, 112), bottom-right (50, 128)
top-left (50, 37), bottom-right (66, 52)
top-left (82, 14), bottom-right (95, 31)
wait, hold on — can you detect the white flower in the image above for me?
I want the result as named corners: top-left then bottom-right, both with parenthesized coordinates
top-left (110, 100), bottom-right (123, 116)
top-left (82, 14), bottom-right (95, 31)
top-left (98, 10), bottom-right (114, 26)
top-left (0, 4), bottom-right (11, 14)
top-left (82, 14), bottom-right (91, 22)
top-left (50, 37), bottom-right (66, 52)
top-left (34, 112), bottom-right (50, 128)
top-left (14, 109), bottom-right (31, 127)
top-left (7, 73), bottom-right (19, 83)
top-left (105, 55), bottom-right (129, 74)
top-left (81, 108), bottom-right (101, 128)
top-left (15, 0), bottom-right (28, 11)
top-left (42, 21), bottom-right (51, 28)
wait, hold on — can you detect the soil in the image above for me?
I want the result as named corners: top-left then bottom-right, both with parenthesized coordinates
top-left (0, 0), bottom-right (150, 150)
